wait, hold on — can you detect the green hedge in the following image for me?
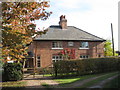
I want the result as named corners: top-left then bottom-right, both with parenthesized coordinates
top-left (3, 63), bottom-right (23, 81)
top-left (53, 57), bottom-right (120, 77)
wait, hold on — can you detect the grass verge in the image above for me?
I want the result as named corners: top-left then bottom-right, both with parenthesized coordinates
top-left (43, 74), bottom-right (53, 77)
top-left (1, 81), bottom-right (26, 87)
top-left (103, 75), bottom-right (120, 88)
top-left (78, 72), bottom-right (119, 88)
top-left (53, 71), bottom-right (118, 86)
top-left (41, 83), bottom-right (50, 88)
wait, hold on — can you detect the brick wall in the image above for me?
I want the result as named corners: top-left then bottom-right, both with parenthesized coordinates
top-left (28, 40), bottom-right (105, 68)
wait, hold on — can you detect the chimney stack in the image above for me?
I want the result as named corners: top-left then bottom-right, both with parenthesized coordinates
top-left (59, 15), bottom-right (67, 29)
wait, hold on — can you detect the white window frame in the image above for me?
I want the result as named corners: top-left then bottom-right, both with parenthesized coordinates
top-left (37, 56), bottom-right (40, 67)
top-left (80, 55), bottom-right (89, 59)
top-left (52, 41), bottom-right (63, 49)
top-left (79, 42), bottom-right (89, 49)
top-left (52, 55), bottom-right (63, 63)
top-left (68, 42), bottom-right (74, 46)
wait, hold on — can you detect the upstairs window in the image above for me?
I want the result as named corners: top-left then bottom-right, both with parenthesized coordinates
top-left (68, 42), bottom-right (74, 46)
top-left (52, 41), bottom-right (63, 49)
top-left (80, 42), bottom-right (89, 49)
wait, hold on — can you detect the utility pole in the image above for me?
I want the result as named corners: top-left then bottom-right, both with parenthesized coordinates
top-left (111, 23), bottom-right (115, 56)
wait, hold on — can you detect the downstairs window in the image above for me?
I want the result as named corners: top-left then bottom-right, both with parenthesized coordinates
top-left (80, 55), bottom-right (89, 59)
top-left (52, 55), bottom-right (63, 63)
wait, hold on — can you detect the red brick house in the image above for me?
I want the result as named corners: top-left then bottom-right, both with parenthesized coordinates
top-left (26, 15), bottom-right (106, 68)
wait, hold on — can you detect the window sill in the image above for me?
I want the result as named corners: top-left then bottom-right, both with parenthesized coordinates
top-left (79, 48), bottom-right (89, 49)
top-left (51, 48), bottom-right (63, 50)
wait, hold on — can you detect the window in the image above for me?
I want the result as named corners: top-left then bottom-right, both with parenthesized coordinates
top-left (98, 54), bottom-right (101, 57)
top-left (52, 55), bottom-right (63, 63)
top-left (80, 42), bottom-right (89, 49)
top-left (52, 41), bottom-right (63, 49)
top-left (28, 51), bottom-right (33, 57)
top-left (80, 55), bottom-right (89, 59)
top-left (68, 42), bottom-right (74, 46)
top-left (37, 56), bottom-right (40, 67)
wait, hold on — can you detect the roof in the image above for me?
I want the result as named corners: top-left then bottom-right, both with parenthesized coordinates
top-left (34, 25), bottom-right (106, 41)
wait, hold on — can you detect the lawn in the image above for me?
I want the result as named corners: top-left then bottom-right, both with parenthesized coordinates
top-left (1, 81), bottom-right (26, 87)
top-left (41, 83), bottom-right (50, 88)
top-left (53, 71), bottom-right (118, 86)
top-left (78, 72), bottom-right (119, 88)
top-left (0, 71), bottom-right (119, 88)
top-left (103, 75), bottom-right (120, 88)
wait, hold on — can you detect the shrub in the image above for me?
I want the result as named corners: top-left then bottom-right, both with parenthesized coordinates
top-left (3, 63), bottom-right (23, 81)
top-left (53, 57), bottom-right (119, 77)
top-left (0, 60), bottom-right (4, 68)
top-left (54, 60), bottom-right (77, 76)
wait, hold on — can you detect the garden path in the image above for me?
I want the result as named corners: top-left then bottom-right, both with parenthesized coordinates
top-left (23, 74), bottom-right (58, 88)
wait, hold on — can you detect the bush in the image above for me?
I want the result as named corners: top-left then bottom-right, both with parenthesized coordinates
top-left (3, 63), bottom-right (23, 81)
top-left (53, 57), bottom-right (119, 77)
top-left (54, 60), bottom-right (77, 77)
top-left (0, 60), bottom-right (4, 68)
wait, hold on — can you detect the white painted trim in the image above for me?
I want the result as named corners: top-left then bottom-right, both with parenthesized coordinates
top-left (79, 48), bottom-right (89, 49)
top-left (51, 48), bottom-right (63, 50)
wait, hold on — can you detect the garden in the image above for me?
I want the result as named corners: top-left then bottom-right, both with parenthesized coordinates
top-left (1, 57), bottom-right (120, 88)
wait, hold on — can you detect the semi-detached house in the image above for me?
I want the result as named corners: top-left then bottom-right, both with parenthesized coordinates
top-left (26, 15), bottom-right (106, 68)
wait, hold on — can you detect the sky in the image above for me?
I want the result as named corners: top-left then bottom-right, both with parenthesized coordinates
top-left (35, 0), bottom-right (119, 50)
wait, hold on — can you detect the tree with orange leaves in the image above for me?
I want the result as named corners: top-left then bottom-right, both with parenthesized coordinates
top-left (2, 1), bottom-right (51, 62)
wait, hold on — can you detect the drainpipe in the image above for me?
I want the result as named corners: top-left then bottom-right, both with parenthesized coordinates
top-left (34, 41), bottom-right (37, 73)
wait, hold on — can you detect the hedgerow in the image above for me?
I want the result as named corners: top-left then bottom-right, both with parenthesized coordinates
top-left (53, 57), bottom-right (120, 77)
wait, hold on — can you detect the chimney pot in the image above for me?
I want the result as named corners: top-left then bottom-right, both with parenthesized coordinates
top-left (59, 15), bottom-right (67, 29)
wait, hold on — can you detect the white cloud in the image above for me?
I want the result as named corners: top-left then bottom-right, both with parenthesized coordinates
top-left (35, 0), bottom-right (119, 50)
top-left (54, 0), bottom-right (91, 10)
